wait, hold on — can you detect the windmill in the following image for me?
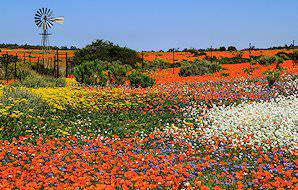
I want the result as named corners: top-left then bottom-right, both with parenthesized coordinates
top-left (34, 8), bottom-right (64, 65)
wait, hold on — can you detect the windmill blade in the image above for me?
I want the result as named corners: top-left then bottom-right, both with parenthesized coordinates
top-left (38, 21), bottom-right (43, 27)
top-left (50, 16), bottom-right (64, 24)
top-left (37, 8), bottom-right (43, 15)
top-left (35, 20), bottom-right (42, 27)
top-left (34, 16), bottom-right (41, 21)
top-left (35, 19), bottom-right (41, 24)
top-left (45, 8), bottom-right (50, 16)
top-left (35, 12), bottom-right (42, 17)
top-left (47, 9), bottom-right (52, 16)
top-left (42, 8), bottom-right (45, 14)
top-left (48, 10), bottom-right (54, 18)
top-left (46, 20), bottom-right (54, 28)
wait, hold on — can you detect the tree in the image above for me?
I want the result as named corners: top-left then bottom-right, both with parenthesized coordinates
top-left (70, 46), bottom-right (78, 50)
top-left (60, 46), bottom-right (68, 50)
top-left (0, 54), bottom-right (19, 81)
top-left (227, 46), bottom-right (237, 51)
top-left (219, 46), bottom-right (226, 51)
top-left (73, 39), bottom-right (141, 68)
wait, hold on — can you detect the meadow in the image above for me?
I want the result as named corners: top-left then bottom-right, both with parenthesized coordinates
top-left (0, 46), bottom-right (297, 189)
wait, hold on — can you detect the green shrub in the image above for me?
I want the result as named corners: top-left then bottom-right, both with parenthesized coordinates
top-left (276, 52), bottom-right (291, 60)
top-left (73, 39), bottom-right (140, 68)
top-left (227, 46), bottom-right (237, 51)
top-left (3, 62), bottom-right (32, 81)
top-left (263, 70), bottom-right (280, 88)
top-left (293, 50), bottom-right (298, 60)
top-left (151, 59), bottom-right (171, 70)
top-left (256, 55), bottom-right (284, 66)
top-left (29, 61), bottom-right (55, 76)
top-left (179, 59), bottom-right (222, 77)
top-left (198, 52), bottom-right (206, 56)
top-left (128, 71), bottom-right (156, 88)
top-left (74, 60), bottom-right (131, 86)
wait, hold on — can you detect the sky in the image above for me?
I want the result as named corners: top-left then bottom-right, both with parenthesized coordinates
top-left (0, 0), bottom-right (297, 51)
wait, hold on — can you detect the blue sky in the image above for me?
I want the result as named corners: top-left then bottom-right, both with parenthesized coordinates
top-left (0, 0), bottom-right (297, 50)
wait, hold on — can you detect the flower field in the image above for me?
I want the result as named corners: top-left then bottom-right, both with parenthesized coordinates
top-left (1, 0), bottom-right (298, 187)
top-left (154, 60), bottom-right (297, 84)
top-left (141, 49), bottom-right (294, 63)
top-left (0, 46), bottom-right (298, 189)
top-left (0, 64), bottom-right (298, 189)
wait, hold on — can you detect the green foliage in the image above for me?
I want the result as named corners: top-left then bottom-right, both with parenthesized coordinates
top-left (73, 39), bottom-right (140, 68)
top-left (204, 55), bottom-right (218, 62)
top-left (183, 48), bottom-right (200, 56)
top-left (204, 53), bottom-right (250, 64)
top-left (74, 60), bottom-right (131, 86)
top-left (0, 54), bottom-right (19, 81)
top-left (198, 51), bottom-right (207, 56)
top-left (220, 72), bottom-right (230, 77)
top-left (0, 87), bottom-right (53, 139)
top-left (128, 71), bottom-right (156, 88)
top-left (276, 52), bottom-right (291, 60)
top-left (256, 55), bottom-right (284, 66)
top-left (0, 54), bottom-right (18, 67)
top-left (5, 62), bottom-right (32, 81)
top-left (227, 46), bottom-right (237, 51)
top-left (291, 50), bottom-right (298, 60)
top-left (263, 70), bottom-right (281, 88)
top-left (12, 71), bottom-right (66, 88)
top-left (179, 59), bottom-right (222, 77)
top-left (257, 55), bottom-right (273, 66)
top-left (29, 62), bottom-right (55, 76)
top-left (219, 46), bottom-right (226, 51)
top-left (149, 59), bottom-right (170, 70)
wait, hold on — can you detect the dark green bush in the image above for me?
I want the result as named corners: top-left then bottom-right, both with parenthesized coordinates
top-left (29, 61), bottom-right (55, 76)
top-left (179, 59), bottom-right (222, 77)
top-left (292, 50), bottom-right (298, 60)
top-left (276, 52), bottom-right (291, 60)
top-left (198, 51), bottom-right (207, 56)
top-left (263, 70), bottom-right (281, 88)
top-left (150, 59), bottom-right (171, 70)
top-left (219, 47), bottom-right (226, 51)
top-left (227, 46), bottom-right (237, 51)
top-left (257, 55), bottom-right (272, 66)
top-left (74, 60), bottom-right (131, 86)
top-left (183, 48), bottom-right (200, 56)
top-left (256, 55), bottom-right (284, 66)
top-left (73, 39), bottom-right (141, 68)
top-left (204, 52), bottom-right (250, 64)
top-left (128, 71), bottom-right (156, 88)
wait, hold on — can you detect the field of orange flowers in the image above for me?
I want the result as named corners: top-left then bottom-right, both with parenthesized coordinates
top-left (141, 49), bottom-right (294, 63)
top-left (0, 48), bottom-right (75, 67)
top-left (153, 60), bottom-right (298, 84)
top-left (0, 48), bottom-right (297, 189)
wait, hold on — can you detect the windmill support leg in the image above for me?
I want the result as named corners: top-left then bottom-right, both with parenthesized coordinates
top-left (65, 52), bottom-right (68, 78)
top-left (14, 62), bottom-right (17, 81)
